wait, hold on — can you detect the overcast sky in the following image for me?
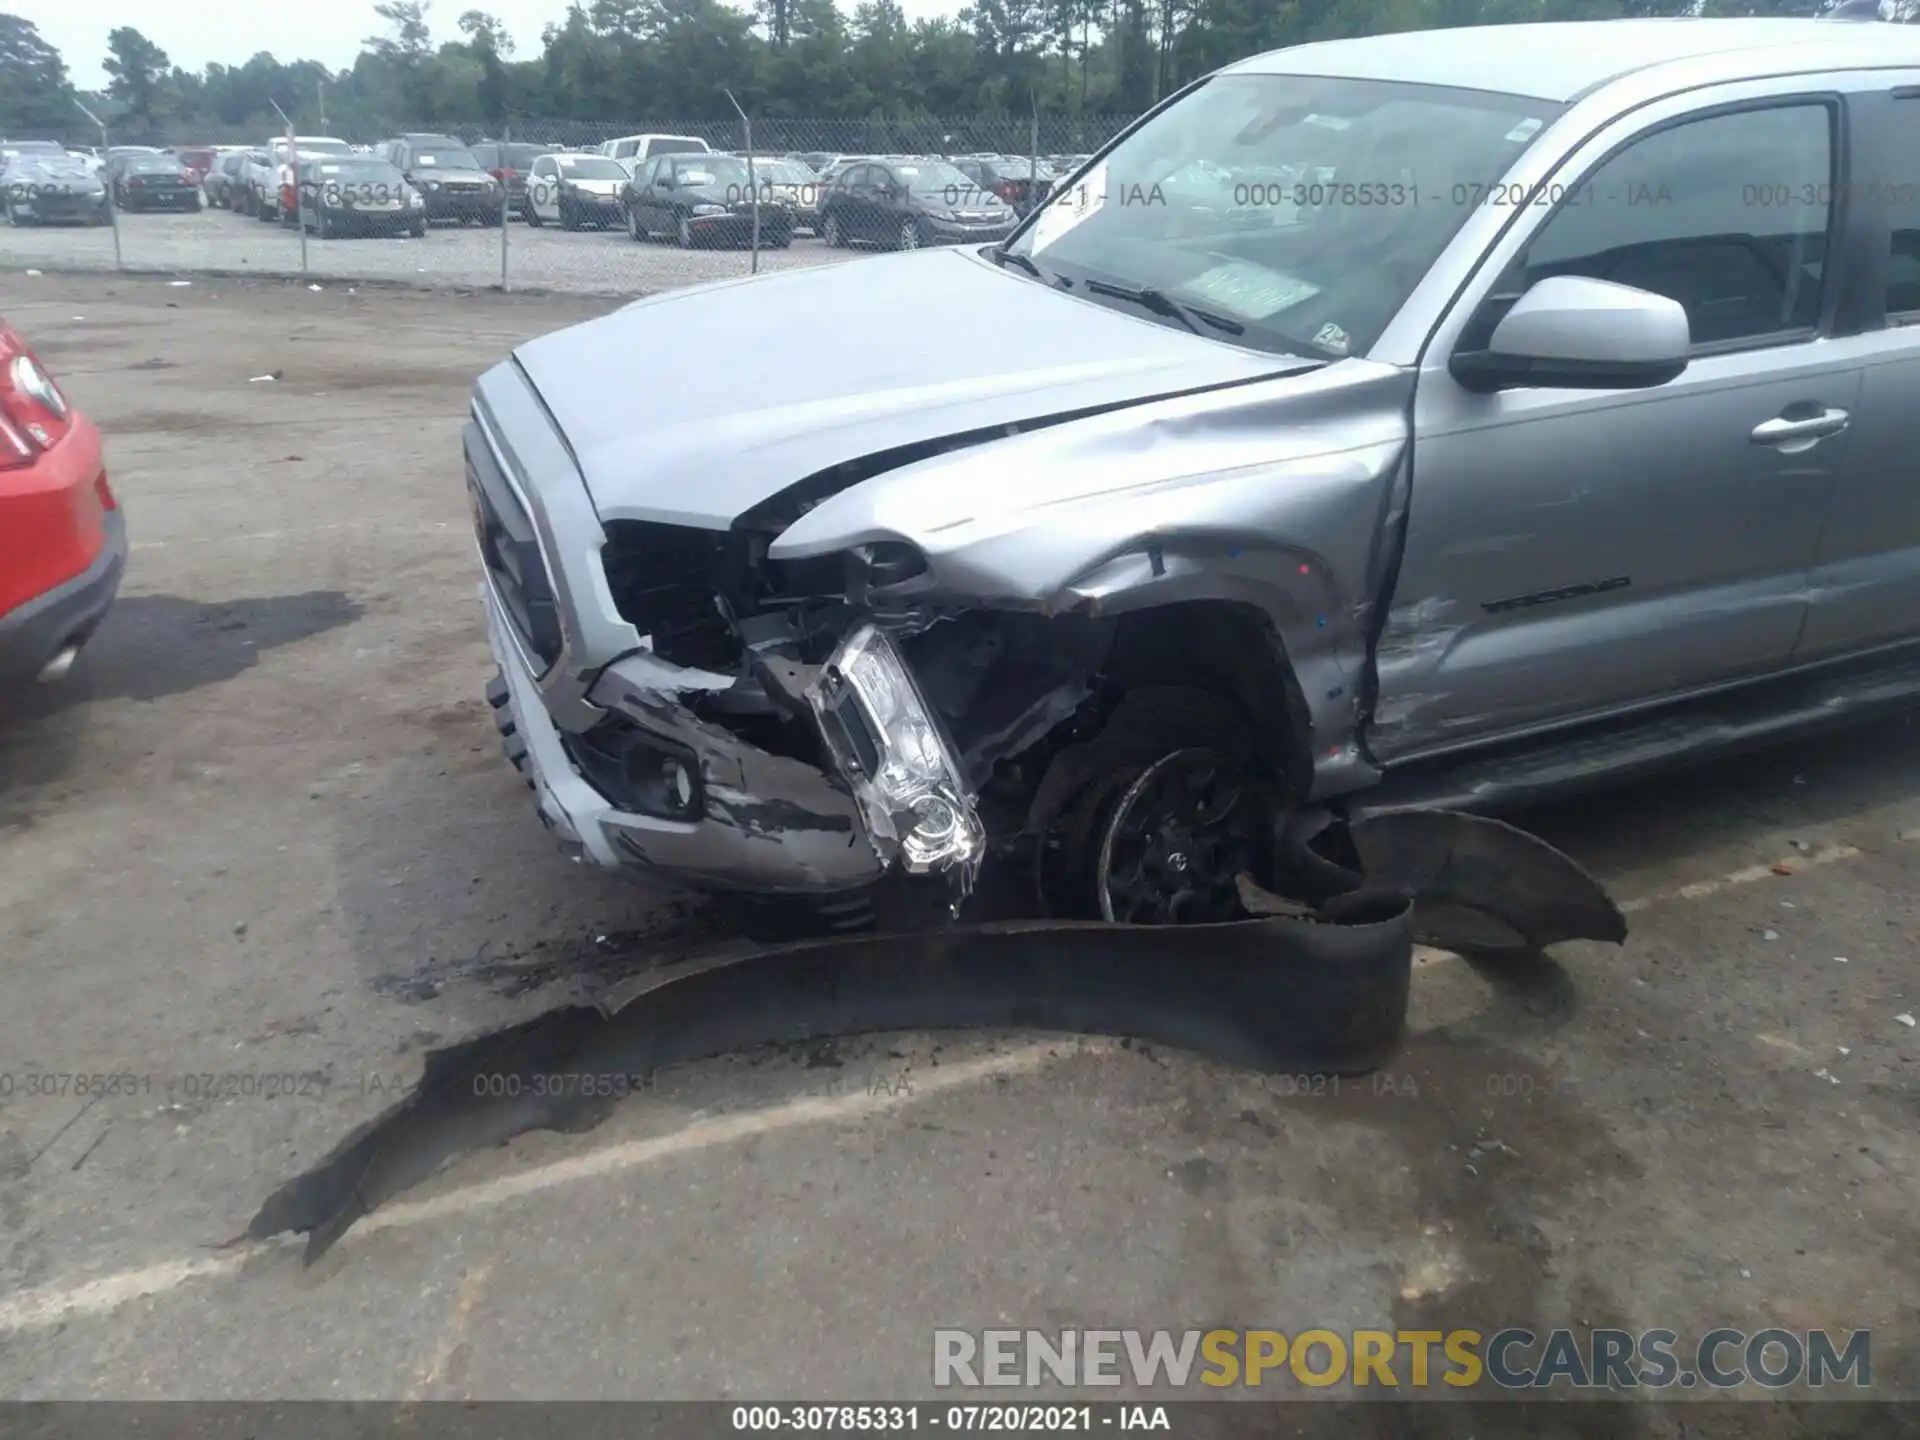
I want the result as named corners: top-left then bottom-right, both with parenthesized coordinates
top-left (17, 0), bottom-right (962, 91)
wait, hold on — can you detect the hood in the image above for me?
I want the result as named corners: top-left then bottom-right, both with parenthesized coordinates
top-left (509, 248), bottom-right (1301, 531)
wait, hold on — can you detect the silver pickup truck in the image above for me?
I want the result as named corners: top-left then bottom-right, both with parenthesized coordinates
top-left (467, 14), bottom-right (1920, 930)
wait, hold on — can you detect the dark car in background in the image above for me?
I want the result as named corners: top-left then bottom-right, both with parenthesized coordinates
top-left (296, 156), bottom-right (427, 238)
top-left (378, 134), bottom-right (501, 225)
top-left (818, 156), bottom-right (1014, 250)
top-left (951, 154), bottom-right (1058, 217)
top-left (3, 156), bottom-right (110, 226)
top-left (621, 152), bottom-right (793, 248)
top-left (109, 154), bottom-right (201, 213)
top-left (744, 156), bottom-right (824, 234)
top-left (470, 140), bottom-right (555, 219)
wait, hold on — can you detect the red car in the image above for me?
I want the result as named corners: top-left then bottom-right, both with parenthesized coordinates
top-left (0, 322), bottom-right (125, 684)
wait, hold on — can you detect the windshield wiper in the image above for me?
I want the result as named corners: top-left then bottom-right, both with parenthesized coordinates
top-left (1082, 279), bottom-right (1246, 337)
top-left (989, 245), bottom-right (1043, 279)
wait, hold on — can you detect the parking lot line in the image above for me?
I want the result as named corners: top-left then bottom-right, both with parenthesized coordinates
top-left (0, 1037), bottom-right (1106, 1335)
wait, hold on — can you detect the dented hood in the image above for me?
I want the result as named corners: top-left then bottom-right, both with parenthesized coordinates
top-left (507, 248), bottom-right (1299, 530)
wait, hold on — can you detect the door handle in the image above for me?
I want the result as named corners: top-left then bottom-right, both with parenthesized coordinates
top-left (1751, 407), bottom-right (1850, 447)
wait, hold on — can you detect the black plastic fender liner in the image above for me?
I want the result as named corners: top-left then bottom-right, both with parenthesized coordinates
top-left (243, 889), bottom-right (1415, 1266)
top-left (1347, 809), bottom-right (1627, 953)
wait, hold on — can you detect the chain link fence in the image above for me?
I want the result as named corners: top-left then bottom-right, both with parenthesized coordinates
top-left (0, 115), bottom-right (1132, 298)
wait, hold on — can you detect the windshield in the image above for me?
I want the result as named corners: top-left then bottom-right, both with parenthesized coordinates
top-left (127, 157), bottom-right (183, 173)
top-left (887, 160), bottom-right (973, 195)
top-left (555, 156), bottom-right (625, 180)
top-left (1010, 73), bottom-right (1560, 359)
top-left (669, 156), bottom-right (751, 187)
top-left (754, 161), bottom-right (815, 185)
top-left (412, 148), bottom-right (481, 170)
top-left (313, 161), bottom-right (404, 183)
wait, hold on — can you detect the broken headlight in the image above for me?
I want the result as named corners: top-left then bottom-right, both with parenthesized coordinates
top-left (809, 623), bottom-right (984, 877)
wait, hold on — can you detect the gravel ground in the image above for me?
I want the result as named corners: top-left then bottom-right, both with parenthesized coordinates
top-left (0, 273), bottom-right (1916, 1418)
top-left (0, 205), bottom-right (859, 295)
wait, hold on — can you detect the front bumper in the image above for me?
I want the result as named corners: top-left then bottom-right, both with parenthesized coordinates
top-left (324, 204), bottom-right (419, 231)
top-left (124, 187), bottom-right (198, 210)
top-left (0, 509), bottom-right (127, 683)
top-left (480, 582), bottom-right (887, 894)
top-left (421, 188), bottom-right (499, 219)
top-left (922, 216), bottom-right (1018, 244)
top-left (686, 209), bottom-right (793, 243)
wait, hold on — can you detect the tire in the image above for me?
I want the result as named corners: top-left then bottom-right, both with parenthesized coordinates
top-left (769, 229), bottom-right (792, 249)
top-left (675, 214), bottom-right (692, 248)
top-left (409, 218), bottom-right (427, 239)
top-left (625, 204), bottom-right (646, 242)
top-left (6, 201), bottom-right (29, 228)
top-left (559, 202), bottom-right (578, 232)
top-left (313, 207), bottom-right (331, 239)
top-left (897, 218), bottom-right (920, 251)
top-left (188, 195), bottom-right (202, 213)
top-left (525, 204), bottom-right (544, 228)
top-left (822, 212), bottom-right (842, 248)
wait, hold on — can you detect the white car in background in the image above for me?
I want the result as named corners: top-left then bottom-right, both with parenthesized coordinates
top-left (524, 151), bottom-right (629, 229)
top-left (598, 133), bottom-right (710, 166)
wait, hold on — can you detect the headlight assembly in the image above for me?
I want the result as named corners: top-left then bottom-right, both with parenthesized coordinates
top-left (690, 202), bottom-right (726, 216)
top-left (808, 624), bottom-right (983, 879)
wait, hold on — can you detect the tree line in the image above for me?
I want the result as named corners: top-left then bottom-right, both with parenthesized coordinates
top-left (0, 0), bottom-right (1886, 146)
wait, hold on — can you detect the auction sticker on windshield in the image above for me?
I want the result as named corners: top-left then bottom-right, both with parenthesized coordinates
top-left (1180, 259), bottom-right (1320, 321)
top-left (1027, 162), bottom-right (1108, 254)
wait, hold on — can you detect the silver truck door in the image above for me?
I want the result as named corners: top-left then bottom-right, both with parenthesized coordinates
top-left (1794, 78), bottom-right (1920, 661)
top-left (1370, 83), bottom-right (1874, 763)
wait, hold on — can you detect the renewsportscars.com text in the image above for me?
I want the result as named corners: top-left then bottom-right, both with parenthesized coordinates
top-left (932, 1327), bottom-right (1871, 1391)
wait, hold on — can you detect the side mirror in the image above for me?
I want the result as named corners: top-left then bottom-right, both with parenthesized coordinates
top-left (1449, 275), bottom-right (1690, 393)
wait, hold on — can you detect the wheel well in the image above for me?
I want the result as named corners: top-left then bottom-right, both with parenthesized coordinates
top-left (1100, 600), bottom-right (1315, 797)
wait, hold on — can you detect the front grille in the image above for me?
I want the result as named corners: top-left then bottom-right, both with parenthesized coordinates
top-left (466, 426), bottom-right (563, 670)
top-left (599, 522), bottom-right (743, 674)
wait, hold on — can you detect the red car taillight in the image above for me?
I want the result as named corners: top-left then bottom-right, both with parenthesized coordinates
top-left (0, 325), bottom-right (74, 471)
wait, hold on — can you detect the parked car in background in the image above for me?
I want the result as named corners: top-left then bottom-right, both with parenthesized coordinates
top-left (813, 154), bottom-right (870, 187)
top-left (296, 156), bottom-right (427, 239)
top-left (818, 156), bottom-right (1014, 249)
top-left (236, 151), bottom-right (276, 214)
top-left (1, 140), bottom-right (67, 171)
top-left (264, 135), bottom-right (350, 221)
top-left (600, 133), bottom-right (710, 166)
top-left (951, 154), bottom-right (1058, 217)
top-left (101, 146), bottom-right (162, 182)
top-left (743, 155), bottom-right (825, 234)
top-left (380, 135), bottom-right (502, 225)
top-left (204, 149), bottom-right (249, 208)
top-left (0, 319), bottom-right (124, 687)
top-left (109, 154), bottom-right (202, 213)
top-left (469, 140), bottom-right (555, 218)
top-left (4, 156), bottom-right (111, 226)
top-left (787, 151), bottom-right (834, 172)
top-left (167, 145), bottom-right (220, 186)
top-left (524, 152), bottom-right (626, 229)
top-left (622, 151), bottom-right (794, 248)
